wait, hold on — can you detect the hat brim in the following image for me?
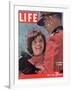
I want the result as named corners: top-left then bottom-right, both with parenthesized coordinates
top-left (37, 18), bottom-right (44, 26)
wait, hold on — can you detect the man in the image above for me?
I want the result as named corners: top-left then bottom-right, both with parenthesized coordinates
top-left (37, 12), bottom-right (63, 75)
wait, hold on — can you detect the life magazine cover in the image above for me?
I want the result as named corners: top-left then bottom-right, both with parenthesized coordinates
top-left (18, 11), bottom-right (63, 79)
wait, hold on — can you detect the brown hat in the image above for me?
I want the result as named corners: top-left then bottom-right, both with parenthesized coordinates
top-left (37, 12), bottom-right (62, 26)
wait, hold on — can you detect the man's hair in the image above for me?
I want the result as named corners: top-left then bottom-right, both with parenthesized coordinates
top-left (27, 30), bottom-right (46, 55)
top-left (37, 12), bottom-right (63, 26)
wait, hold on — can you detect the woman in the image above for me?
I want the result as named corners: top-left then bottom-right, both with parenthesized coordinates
top-left (27, 29), bottom-right (46, 74)
top-left (19, 29), bottom-right (46, 79)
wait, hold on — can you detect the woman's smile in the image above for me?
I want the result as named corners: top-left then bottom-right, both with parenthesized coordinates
top-left (32, 35), bottom-right (44, 55)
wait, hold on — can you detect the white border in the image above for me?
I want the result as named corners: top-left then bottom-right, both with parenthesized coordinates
top-left (9, 0), bottom-right (71, 88)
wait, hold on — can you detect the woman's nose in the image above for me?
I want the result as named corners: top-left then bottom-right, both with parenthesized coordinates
top-left (36, 42), bottom-right (40, 46)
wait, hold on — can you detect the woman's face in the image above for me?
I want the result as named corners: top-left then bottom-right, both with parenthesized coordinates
top-left (32, 35), bottom-right (44, 56)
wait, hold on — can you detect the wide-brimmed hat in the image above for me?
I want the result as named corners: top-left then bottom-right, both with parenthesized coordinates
top-left (37, 12), bottom-right (62, 26)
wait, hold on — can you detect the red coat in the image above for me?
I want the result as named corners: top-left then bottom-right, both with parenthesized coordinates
top-left (42, 29), bottom-right (63, 74)
top-left (19, 55), bottom-right (44, 79)
top-left (28, 55), bottom-right (44, 68)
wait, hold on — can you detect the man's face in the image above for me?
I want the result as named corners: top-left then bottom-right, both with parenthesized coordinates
top-left (44, 15), bottom-right (60, 33)
top-left (32, 35), bottom-right (44, 56)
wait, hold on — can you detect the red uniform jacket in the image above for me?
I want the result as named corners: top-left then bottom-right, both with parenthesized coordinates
top-left (42, 27), bottom-right (63, 74)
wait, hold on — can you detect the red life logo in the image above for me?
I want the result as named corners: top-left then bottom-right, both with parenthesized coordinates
top-left (18, 12), bottom-right (38, 23)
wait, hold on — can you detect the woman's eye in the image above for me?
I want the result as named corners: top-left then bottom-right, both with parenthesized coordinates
top-left (39, 39), bottom-right (43, 42)
top-left (39, 39), bottom-right (42, 42)
top-left (33, 40), bottom-right (37, 44)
